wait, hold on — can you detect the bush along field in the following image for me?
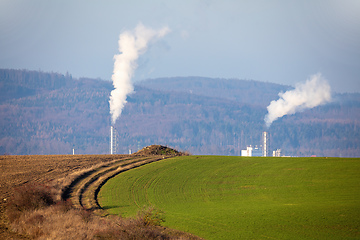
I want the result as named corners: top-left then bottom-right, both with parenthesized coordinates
top-left (98, 156), bottom-right (360, 240)
top-left (5, 183), bottom-right (193, 239)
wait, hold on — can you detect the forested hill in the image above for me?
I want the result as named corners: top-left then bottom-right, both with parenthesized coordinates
top-left (138, 76), bottom-right (292, 107)
top-left (0, 69), bottom-right (71, 103)
top-left (1, 69), bottom-right (359, 157)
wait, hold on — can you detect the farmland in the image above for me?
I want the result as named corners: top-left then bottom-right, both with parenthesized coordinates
top-left (0, 149), bottom-right (200, 240)
top-left (98, 156), bottom-right (360, 240)
top-left (0, 154), bottom-right (125, 239)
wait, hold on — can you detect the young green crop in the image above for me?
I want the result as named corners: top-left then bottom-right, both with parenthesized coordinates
top-left (98, 156), bottom-right (360, 240)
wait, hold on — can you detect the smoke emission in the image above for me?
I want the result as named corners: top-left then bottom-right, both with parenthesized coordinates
top-left (109, 23), bottom-right (170, 124)
top-left (264, 73), bottom-right (331, 127)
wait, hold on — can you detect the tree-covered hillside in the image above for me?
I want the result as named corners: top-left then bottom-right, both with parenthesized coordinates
top-left (0, 69), bottom-right (359, 157)
top-left (138, 76), bottom-right (292, 107)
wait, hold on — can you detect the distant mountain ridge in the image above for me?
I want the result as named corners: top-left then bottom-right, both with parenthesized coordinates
top-left (0, 69), bottom-right (70, 103)
top-left (1, 69), bottom-right (359, 157)
top-left (138, 76), bottom-right (292, 107)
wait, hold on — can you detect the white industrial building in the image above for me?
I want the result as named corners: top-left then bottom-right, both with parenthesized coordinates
top-left (241, 145), bottom-right (263, 157)
top-left (241, 146), bottom-right (252, 156)
top-left (241, 131), bottom-right (273, 157)
top-left (273, 149), bottom-right (281, 157)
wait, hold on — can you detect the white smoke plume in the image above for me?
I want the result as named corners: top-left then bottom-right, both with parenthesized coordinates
top-left (264, 73), bottom-right (331, 127)
top-left (109, 23), bottom-right (170, 124)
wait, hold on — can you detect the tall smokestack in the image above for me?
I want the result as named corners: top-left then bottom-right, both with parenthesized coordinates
top-left (110, 126), bottom-right (113, 154)
top-left (110, 126), bottom-right (117, 154)
top-left (262, 131), bottom-right (270, 157)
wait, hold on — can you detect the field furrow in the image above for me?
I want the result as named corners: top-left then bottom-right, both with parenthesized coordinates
top-left (0, 147), bottom-right (192, 240)
top-left (61, 155), bottom-right (170, 210)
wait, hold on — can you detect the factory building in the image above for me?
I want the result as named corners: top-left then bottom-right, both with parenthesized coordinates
top-left (241, 146), bottom-right (253, 156)
top-left (273, 149), bottom-right (281, 157)
top-left (241, 131), bottom-right (275, 157)
top-left (241, 145), bottom-right (263, 157)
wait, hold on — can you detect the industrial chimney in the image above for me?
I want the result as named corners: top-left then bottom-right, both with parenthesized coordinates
top-left (110, 126), bottom-right (117, 154)
top-left (262, 131), bottom-right (270, 157)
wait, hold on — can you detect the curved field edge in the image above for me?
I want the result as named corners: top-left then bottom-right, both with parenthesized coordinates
top-left (60, 145), bottom-right (186, 210)
top-left (1, 153), bottom-right (204, 240)
top-left (98, 156), bottom-right (360, 240)
top-left (60, 155), bottom-right (173, 210)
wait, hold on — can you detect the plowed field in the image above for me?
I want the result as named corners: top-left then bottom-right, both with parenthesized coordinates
top-left (0, 154), bottom-right (128, 239)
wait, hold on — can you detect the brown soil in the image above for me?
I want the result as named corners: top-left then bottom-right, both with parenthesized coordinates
top-left (0, 154), bottom-right (124, 239)
top-left (0, 146), bottom-right (198, 239)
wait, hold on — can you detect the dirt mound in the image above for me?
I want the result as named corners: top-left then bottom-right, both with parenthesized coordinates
top-left (135, 145), bottom-right (184, 156)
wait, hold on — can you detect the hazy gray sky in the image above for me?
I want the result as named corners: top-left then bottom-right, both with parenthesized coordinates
top-left (1, 0), bottom-right (359, 92)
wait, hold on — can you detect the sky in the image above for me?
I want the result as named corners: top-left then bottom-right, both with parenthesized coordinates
top-left (0, 0), bottom-right (359, 93)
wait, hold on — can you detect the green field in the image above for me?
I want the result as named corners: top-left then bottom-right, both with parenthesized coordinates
top-left (98, 156), bottom-right (360, 239)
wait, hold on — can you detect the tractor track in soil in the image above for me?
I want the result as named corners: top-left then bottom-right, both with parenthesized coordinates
top-left (61, 155), bottom-right (170, 210)
top-left (0, 145), bottom-right (185, 239)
